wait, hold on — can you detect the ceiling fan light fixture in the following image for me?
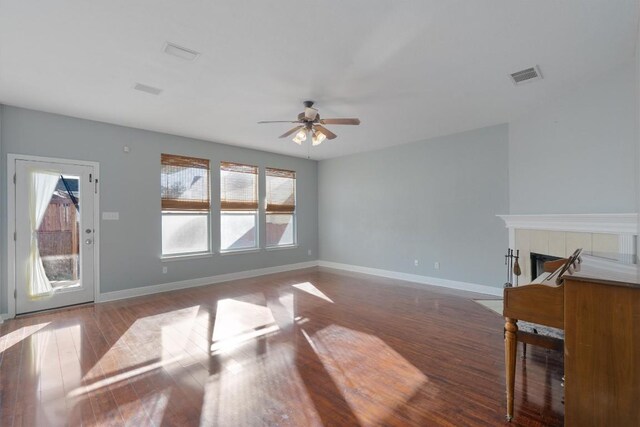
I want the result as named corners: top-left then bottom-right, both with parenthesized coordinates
top-left (292, 130), bottom-right (307, 144)
top-left (312, 131), bottom-right (326, 146)
top-left (259, 101), bottom-right (360, 146)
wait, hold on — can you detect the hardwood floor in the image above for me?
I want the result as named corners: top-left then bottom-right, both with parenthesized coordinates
top-left (0, 267), bottom-right (564, 426)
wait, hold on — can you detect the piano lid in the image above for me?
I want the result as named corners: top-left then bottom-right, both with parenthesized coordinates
top-left (564, 253), bottom-right (640, 288)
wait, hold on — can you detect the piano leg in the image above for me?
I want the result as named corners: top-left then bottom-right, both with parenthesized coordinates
top-left (505, 317), bottom-right (518, 421)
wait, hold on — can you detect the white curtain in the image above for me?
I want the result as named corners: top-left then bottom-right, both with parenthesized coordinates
top-left (28, 169), bottom-right (60, 299)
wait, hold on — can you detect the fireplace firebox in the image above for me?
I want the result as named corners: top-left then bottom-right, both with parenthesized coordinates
top-left (529, 252), bottom-right (562, 281)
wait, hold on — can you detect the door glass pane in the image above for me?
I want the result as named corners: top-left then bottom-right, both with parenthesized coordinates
top-left (37, 175), bottom-right (81, 292)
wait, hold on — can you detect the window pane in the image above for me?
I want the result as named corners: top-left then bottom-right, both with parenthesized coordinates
top-left (162, 213), bottom-right (209, 255)
top-left (38, 175), bottom-right (81, 290)
top-left (266, 214), bottom-right (295, 247)
top-left (221, 213), bottom-right (257, 251)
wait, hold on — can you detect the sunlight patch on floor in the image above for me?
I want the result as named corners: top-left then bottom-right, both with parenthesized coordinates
top-left (200, 344), bottom-right (323, 427)
top-left (0, 321), bottom-right (50, 354)
top-left (160, 306), bottom-right (201, 361)
top-left (277, 291), bottom-right (295, 321)
top-left (211, 324), bottom-right (280, 355)
top-left (473, 299), bottom-right (503, 315)
top-left (303, 324), bottom-right (432, 426)
top-left (146, 388), bottom-right (173, 426)
top-left (76, 305), bottom-right (200, 401)
top-left (68, 355), bottom-right (184, 398)
top-left (211, 298), bottom-right (282, 354)
top-left (292, 282), bottom-right (334, 303)
top-left (213, 298), bottom-right (277, 341)
top-left (26, 324), bottom-right (81, 425)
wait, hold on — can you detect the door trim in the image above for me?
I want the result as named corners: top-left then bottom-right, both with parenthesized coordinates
top-left (7, 154), bottom-right (100, 319)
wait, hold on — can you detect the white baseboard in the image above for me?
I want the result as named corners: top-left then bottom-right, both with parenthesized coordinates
top-left (96, 261), bottom-right (319, 303)
top-left (317, 260), bottom-right (503, 297)
top-left (4, 259), bottom-right (500, 315)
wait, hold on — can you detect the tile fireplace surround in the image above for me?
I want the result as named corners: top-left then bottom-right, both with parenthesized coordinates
top-left (497, 214), bottom-right (638, 282)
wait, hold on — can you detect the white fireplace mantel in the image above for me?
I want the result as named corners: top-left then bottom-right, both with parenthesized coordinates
top-left (497, 213), bottom-right (638, 235)
top-left (497, 213), bottom-right (638, 256)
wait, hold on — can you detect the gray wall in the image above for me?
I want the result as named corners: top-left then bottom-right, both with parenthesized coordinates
top-left (318, 124), bottom-right (509, 288)
top-left (0, 106), bottom-right (318, 313)
top-left (509, 61), bottom-right (637, 214)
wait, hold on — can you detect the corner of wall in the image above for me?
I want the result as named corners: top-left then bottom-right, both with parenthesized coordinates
top-left (635, 15), bottom-right (640, 262)
top-left (0, 103), bottom-right (4, 315)
top-left (506, 122), bottom-right (511, 215)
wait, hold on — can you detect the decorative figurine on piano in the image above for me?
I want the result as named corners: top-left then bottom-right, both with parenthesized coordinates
top-left (504, 248), bottom-right (521, 288)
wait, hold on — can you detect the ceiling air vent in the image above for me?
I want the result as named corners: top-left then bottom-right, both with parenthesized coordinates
top-left (163, 42), bottom-right (200, 61)
top-left (510, 65), bottom-right (543, 85)
top-left (134, 83), bottom-right (163, 95)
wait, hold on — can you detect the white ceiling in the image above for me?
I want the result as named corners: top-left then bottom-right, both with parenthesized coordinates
top-left (0, 1), bottom-right (637, 160)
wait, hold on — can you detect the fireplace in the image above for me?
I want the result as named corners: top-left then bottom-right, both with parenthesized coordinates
top-left (530, 252), bottom-right (562, 281)
top-left (498, 214), bottom-right (638, 284)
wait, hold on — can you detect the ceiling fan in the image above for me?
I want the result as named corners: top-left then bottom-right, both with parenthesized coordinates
top-left (258, 101), bottom-right (360, 146)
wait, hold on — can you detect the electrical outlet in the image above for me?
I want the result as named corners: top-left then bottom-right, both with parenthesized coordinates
top-left (162, 266), bottom-right (167, 274)
top-left (308, 249), bottom-right (312, 256)
top-left (414, 259), bottom-right (419, 266)
top-left (434, 262), bottom-right (440, 270)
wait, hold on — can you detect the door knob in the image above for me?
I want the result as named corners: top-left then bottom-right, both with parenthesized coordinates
top-left (85, 239), bottom-right (93, 245)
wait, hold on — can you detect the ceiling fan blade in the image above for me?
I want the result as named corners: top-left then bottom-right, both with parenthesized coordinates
top-left (304, 107), bottom-right (318, 121)
top-left (279, 125), bottom-right (304, 139)
top-left (258, 120), bottom-right (301, 124)
top-left (314, 125), bottom-right (337, 140)
top-left (320, 118), bottom-right (360, 125)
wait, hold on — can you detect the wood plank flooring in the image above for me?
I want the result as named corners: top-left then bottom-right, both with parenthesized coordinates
top-left (0, 267), bottom-right (564, 426)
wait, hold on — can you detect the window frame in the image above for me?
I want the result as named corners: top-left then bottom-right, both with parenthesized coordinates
top-left (265, 213), bottom-right (297, 249)
top-left (265, 167), bottom-right (297, 249)
top-left (161, 210), bottom-right (212, 259)
top-left (160, 153), bottom-right (212, 259)
top-left (219, 161), bottom-right (260, 253)
top-left (219, 210), bottom-right (260, 253)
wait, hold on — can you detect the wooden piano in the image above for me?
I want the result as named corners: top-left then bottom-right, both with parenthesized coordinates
top-left (503, 252), bottom-right (640, 426)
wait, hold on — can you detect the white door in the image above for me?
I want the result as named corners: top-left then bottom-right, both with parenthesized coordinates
top-left (14, 159), bottom-right (97, 314)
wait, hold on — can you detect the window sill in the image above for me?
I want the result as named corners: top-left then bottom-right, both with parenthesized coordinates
top-left (266, 244), bottom-right (298, 252)
top-left (219, 248), bottom-right (261, 256)
top-left (161, 253), bottom-right (214, 262)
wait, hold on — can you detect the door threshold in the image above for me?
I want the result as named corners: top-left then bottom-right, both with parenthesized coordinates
top-left (15, 301), bottom-right (95, 319)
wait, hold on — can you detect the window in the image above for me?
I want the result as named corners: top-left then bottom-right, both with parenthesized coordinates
top-left (266, 168), bottom-right (296, 247)
top-left (161, 154), bottom-right (210, 256)
top-left (220, 162), bottom-right (258, 251)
